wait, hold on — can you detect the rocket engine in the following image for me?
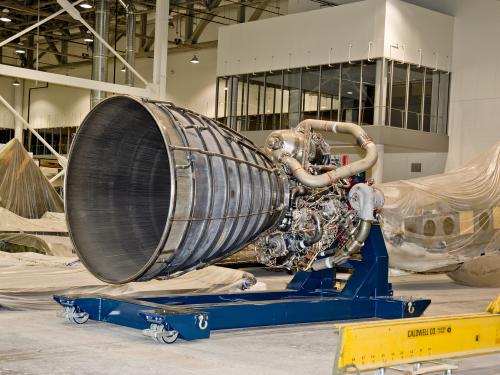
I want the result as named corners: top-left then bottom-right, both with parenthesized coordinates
top-left (65, 96), bottom-right (383, 284)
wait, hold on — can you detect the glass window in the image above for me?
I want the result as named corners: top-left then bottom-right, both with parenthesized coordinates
top-left (215, 58), bottom-right (450, 134)
top-left (216, 77), bottom-right (229, 125)
top-left (437, 72), bottom-right (450, 135)
top-left (301, 67), bottom-right (321, 121)
top-left (423, 69), bottom-right (439, 132)
top-left (361, 60), bottom-right (376, 125)
top-left (407, 65), bottom-right (424, 130)
top-left (264, 71), bottom-right (283, 130)
top-left (247, 73), bottom-right (265, 131)
top-left (319, 65), bottom-right (340, 121)
top-left (227, 76), bottom-right (239, 130)
top-left (235, 76), bottom-right (248, 132)
top-left (341, 62), bottom-right (361, 123)
top-left (387, 62), bottom-right (407, 128)
top-left (282, 68), bottom-right (302, 128)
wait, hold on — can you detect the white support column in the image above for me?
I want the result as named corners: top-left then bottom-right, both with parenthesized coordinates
top-left (374, 58), bottom-right (387, 126)
top-left (13, 80), bottom-right (24, 143)
top-left (152, 0), bottom-right (169, 101)
top-left (372, 144), bottom-right (384, 184)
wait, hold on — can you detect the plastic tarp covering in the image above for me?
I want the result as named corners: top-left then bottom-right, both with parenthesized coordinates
top-left (0, 208), bottom-right (72, 256)
top-left (378, 142), bottom-right (500, 277)
top-left (0, 139), bottom-right (63, 219)
top-left (0, 252), bottom-right (257, 310)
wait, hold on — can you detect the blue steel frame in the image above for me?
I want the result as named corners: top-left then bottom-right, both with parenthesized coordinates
top-left (54, 225), bottom-right (431, 342)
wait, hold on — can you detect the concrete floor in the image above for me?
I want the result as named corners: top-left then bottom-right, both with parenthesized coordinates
top-left (0, 271), bottom-right (499, 375)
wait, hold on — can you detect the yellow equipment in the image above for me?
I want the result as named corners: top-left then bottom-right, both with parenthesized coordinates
top-left (334, 313), bottom-right (500, 373)
top-left (486, 293), bottom-right (500, 314)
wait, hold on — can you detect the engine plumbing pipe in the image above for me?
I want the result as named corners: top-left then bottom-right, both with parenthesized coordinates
top-left (280, 120), bottom-right (377, 188)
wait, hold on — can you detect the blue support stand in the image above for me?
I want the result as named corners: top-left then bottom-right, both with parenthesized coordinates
top-left (54, 224), bottom-right (430, 343)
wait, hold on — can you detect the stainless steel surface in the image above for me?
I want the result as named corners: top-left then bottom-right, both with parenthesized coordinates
top-left (266, 120), bottom-right (378, 188)
top-left (119, 0), bottom-right (136, 86)
top-left (65, 96), bottom-right (288, 284)
top-left (91, 0), bottom-right (110, 108)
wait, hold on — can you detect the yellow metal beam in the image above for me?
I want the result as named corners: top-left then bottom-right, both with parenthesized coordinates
top-left (487, 293), bottom-right (500, 314)
top-left (334, 313), bottom-right (500, 372)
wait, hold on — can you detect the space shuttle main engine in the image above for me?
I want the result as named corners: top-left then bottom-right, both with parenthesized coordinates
top-left (66, 96), bottom-right (288, 284)
top-left (57, 96), bottom-right (429, 342)
top-left (66, 95), bottom-right (382, 284)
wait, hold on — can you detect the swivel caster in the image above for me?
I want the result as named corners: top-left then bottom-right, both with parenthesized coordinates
top-left (64, 307), bottom-right (89, 324)
top-left (145, 324), bottom-right (179, 344)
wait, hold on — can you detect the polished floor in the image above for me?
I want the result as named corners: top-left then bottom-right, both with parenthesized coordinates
top-left (0, 271), bottom-right (499, 375)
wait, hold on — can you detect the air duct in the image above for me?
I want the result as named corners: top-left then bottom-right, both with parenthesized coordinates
top-left (118, 0), bottom-right (135, 86)
top-left (91, 0), bottom-right (110, 108)
top-left (65, 96), bottom-right (288, 284)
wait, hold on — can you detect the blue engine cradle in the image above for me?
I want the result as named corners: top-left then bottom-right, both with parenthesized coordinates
top-left (54, 225), bottom-right (430, 342)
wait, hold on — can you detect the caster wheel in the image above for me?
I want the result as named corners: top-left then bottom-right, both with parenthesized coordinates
top-left (65, 307), bottom-right (89, 324)
top-left (150, 324), bottom-right (179, 344)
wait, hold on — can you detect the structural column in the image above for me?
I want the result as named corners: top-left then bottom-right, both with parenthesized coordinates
top-left (374, 58), bottom-right (387, 126)
top-left (13, 79), bottom-right (24, 143)
top-left (372, 143), bottom-right (384, 184)
top-left (152, 0), bottom-right (169, 101)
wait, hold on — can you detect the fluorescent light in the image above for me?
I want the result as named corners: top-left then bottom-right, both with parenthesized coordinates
top-left (80, 2), bottom-right (93, 9)
top-left (15, 49), bottom-right (25, 54)
top-left (190, 54), bottom-right (199, 64)
top-left (347, 91), bottom-right (353, 95)
top-left (0, 16), bottom-right (11, 23)
top-left (12, 79), bottom-right (20, 87)
top-left (84, 37), bottom-right (93, 42)
top-left (121, 66), bottom-right (126, 72)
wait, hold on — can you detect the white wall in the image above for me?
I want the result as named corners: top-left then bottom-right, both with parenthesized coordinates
top-left (26, 83), bottom-right (90, 129)
top-left (164, 48), bottom-right (217, 117)
top-left (383, 152), bottom-right (447, 182)
top-left (14, 47), bottom-right (218, 130)
top-left (217, 0), bottom-right (386, 76)
top-left (445, 0), bottom-right (500, 169)
top-left (384, 0), bottom-right (453, 70)
top-left (0, 76), bottom-right (16, 129)
top-left (217, 0), bottom-right (453, 76)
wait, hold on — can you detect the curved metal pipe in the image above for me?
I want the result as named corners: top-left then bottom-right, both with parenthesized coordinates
top-left (281, 120), bottom-right (377, 188)
top-left (300, 211), bottom-right (323, 248)
top-left (311, 219), bottom-right (371, 270)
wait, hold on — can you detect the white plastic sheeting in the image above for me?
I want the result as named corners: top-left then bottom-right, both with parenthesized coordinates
top-left (0, 252), bottom-right (257, 310)
top-left (378, 142), bottom-right (500, 277)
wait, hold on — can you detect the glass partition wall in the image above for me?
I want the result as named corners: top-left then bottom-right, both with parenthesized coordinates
top-left (386, 60), bottom-right (449, 134)
top-left (216, 58), bottom-right (450, 135)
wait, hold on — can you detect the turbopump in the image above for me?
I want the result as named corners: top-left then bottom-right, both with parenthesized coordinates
top-left (65, 96), bottom-right (383, 284)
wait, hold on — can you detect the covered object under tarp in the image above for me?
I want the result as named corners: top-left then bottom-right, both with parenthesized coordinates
top-left (0, 139), bottom-right (63, 219)
top-left (378, 142), bottom-right (500, 286)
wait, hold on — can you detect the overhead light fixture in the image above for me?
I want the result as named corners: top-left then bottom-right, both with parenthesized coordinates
top-left (347, 91), bottom-right (353, 95)
top-left (121, 66), bottom-right (126, 72)
top-left (1, 8), bottom-right (11, 22)
top-left (15, 48), bottom-right (25, 54)
top-left (84, 37), bottom-right (93, 42)
top-left (79, 2), bottom-right (93, 9)
top-left (12, 79), bottom-right (20, 86)
top-left (190, 54), bottom-right (199, 64)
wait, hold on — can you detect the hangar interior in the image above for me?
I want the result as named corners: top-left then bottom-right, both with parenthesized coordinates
top-left (0, 0), bottom-right (499, 374)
